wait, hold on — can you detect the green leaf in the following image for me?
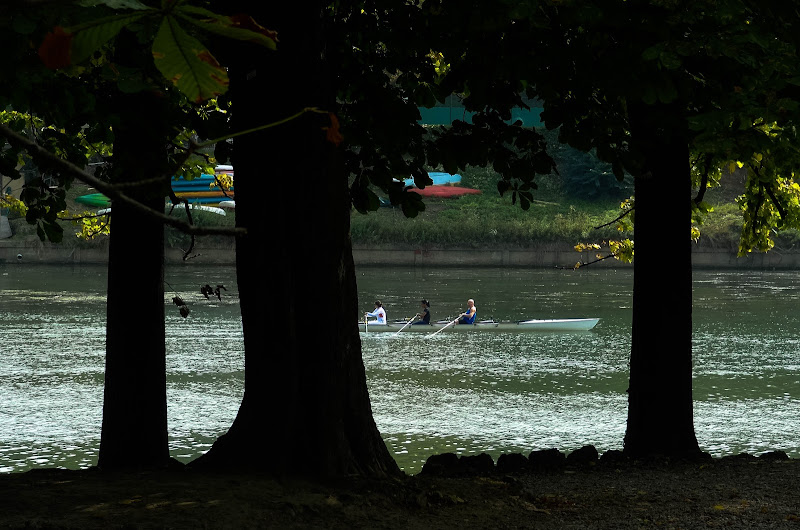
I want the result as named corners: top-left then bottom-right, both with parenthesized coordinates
top-left (641, 45), bottom-right (662, 61)
top-left (497, 180), bottom-right (511, 196)
top-left (412, 83), bottom-right (437, 108)
top-left (659, 51), bottom-right (682, 70)
top-left (657, 79), bottom-right (678, 103)
top-left (519, 190), bottom-right (533, 210)
top-left (175, 8), bottom-right (277, 50)
top-left (42, 220), bottom-right (64, 243)
top-left (641, 85), bottom-right (658, 105)
top-left (400, 191), bottom-right (425, 217)
top-left (11, 14), bottom-right (37, 35)
top-left (351, 185), bottom-right (380, 214)
top-left (694, 200), bottom-right (713, 214)
top-left (77, 0), bottom-right (149, 8)
top-left (364, 188), bottom-right (381, 211)
top-left (152, 15), bottom-right (229, 103)
top-left (69, 11), bottom-right (150, 64)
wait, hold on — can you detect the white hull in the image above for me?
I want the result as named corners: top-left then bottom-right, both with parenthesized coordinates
top-left (360, 318), bottom-right (599, 333)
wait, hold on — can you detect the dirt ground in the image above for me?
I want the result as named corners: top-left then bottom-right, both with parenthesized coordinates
top-left (1, 453), bottom-right (799, 529)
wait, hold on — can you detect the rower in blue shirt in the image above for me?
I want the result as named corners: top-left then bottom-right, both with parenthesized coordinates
top-left (456, 299), bottom-right (477, 325)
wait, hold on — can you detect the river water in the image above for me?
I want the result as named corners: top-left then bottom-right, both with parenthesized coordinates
top-left (1, 264), bottom-right (798, 474)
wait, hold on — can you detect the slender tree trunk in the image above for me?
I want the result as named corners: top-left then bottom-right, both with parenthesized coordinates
top-left (193, 3), bottom-right (400, 477)
top-left (623, 102), bottom-right (701, 458)
top-left (98, 93), bottom-right (171, 470)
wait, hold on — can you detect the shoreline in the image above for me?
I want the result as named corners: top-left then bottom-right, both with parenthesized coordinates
top-left (1, 454), bottom-right (798, 529)
top-left (2, 239), bottom-right (799, 269)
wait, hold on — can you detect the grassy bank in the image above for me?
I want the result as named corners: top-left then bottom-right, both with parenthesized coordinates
top-left (350, 167), bottom-right (625, 248)
top-left (350, 193), bottom-right (624, 248)
top-left (350, 166), bottom-right (756, 252)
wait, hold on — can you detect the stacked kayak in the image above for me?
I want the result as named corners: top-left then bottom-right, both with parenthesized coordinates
top-left (171, 166), bottom-right (234, 204)
top-left (75, 165), bottom-right (234, 208)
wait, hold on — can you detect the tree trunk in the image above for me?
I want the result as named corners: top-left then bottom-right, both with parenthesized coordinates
top-left (98, 93), bottom-right (171, 470)
top-left (623, 102), bottom-right (701, 458)
top-left (192, 3), bottom-right (400, 478)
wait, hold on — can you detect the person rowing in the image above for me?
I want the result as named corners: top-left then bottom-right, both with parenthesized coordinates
top-left (456, 298), bottom-right (477, 325)
top-left (365, 300), bottom-right (387, 325)
top-left (412, 299), bottom-right (431, 325)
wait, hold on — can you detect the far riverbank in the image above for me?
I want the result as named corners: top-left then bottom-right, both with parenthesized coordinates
top-left (2, 239), bottom-right (800, 269)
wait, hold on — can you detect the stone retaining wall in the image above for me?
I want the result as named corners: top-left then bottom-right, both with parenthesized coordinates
top-left (352, 246), bottom-right (800, 270)
top-left (2, 240), bottom-right (799, 269)
top-left (0, 241), bottom-right (232, 265)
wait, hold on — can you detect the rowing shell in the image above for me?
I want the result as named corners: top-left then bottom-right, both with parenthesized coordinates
top-left (360, 318), bottom-right (599, 333)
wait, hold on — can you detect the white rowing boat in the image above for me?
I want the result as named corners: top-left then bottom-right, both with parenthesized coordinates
top-left (360, 318), bottom-right (600, 333)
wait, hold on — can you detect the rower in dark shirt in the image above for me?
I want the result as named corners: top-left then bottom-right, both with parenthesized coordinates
top-left (412, 299), bottom-right (431, 325)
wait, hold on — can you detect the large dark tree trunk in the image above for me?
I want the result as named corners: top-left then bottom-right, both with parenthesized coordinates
top-left (98, 93), bottom-right (171, 469)
top-left (193, 3), bottom-right (400, 477)
top-left (623, 102), bottom-right (701, 458)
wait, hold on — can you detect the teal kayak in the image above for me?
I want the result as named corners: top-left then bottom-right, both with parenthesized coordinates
top-left (75, 193), bottom-right (111, 208)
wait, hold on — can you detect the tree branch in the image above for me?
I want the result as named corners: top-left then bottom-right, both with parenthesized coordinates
top-left (765, 183), bottom-right (787, 221)
top-left (594, 206), bottom-right (634, 230)
top-left (753, 182), bottom-right (764, 237)
top-left (693, 154), bottom-right (712, 205)
top-left (213, 175), bottom-right (234, 200)
top-left (166, 192), bottom-right (199, 261)
top-left (559, 253), bottom-right (618, 270)
top-left (0, 122), bottom-right (246, 237)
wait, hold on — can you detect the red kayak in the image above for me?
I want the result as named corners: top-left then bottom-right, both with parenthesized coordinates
top-left (408, 186), bottom-right (482, 198)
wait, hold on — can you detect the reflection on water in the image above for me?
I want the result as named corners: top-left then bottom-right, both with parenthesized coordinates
top-left (360, 267), bottom-right (631, 472)
top-left (0, 264), bottom-right (243, 473)
top-left (360, 267), bottom-right (800, 473)
top-left (1, 265), bottom-right (799, 474)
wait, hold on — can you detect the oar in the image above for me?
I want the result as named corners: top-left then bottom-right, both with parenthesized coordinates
top-left (429, 317), bottom-right (459, 337)
top-left (394, 314), bottom-right (419, 336)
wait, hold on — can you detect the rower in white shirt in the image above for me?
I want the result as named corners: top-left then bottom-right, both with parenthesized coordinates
top-left (365, 300), bottom-right (387, 325)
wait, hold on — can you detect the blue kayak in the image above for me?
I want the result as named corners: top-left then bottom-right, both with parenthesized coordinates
top-left (403, 172), bottom-right (461, 187)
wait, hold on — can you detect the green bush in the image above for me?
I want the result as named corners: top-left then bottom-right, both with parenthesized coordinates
top-left (540, 128), bottom-right (633, 200)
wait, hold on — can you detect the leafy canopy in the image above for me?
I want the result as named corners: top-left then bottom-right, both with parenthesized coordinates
top-left (1, 0), bottom-right (276, 242)
top-left (39, 0), bottom-right (277, 102)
